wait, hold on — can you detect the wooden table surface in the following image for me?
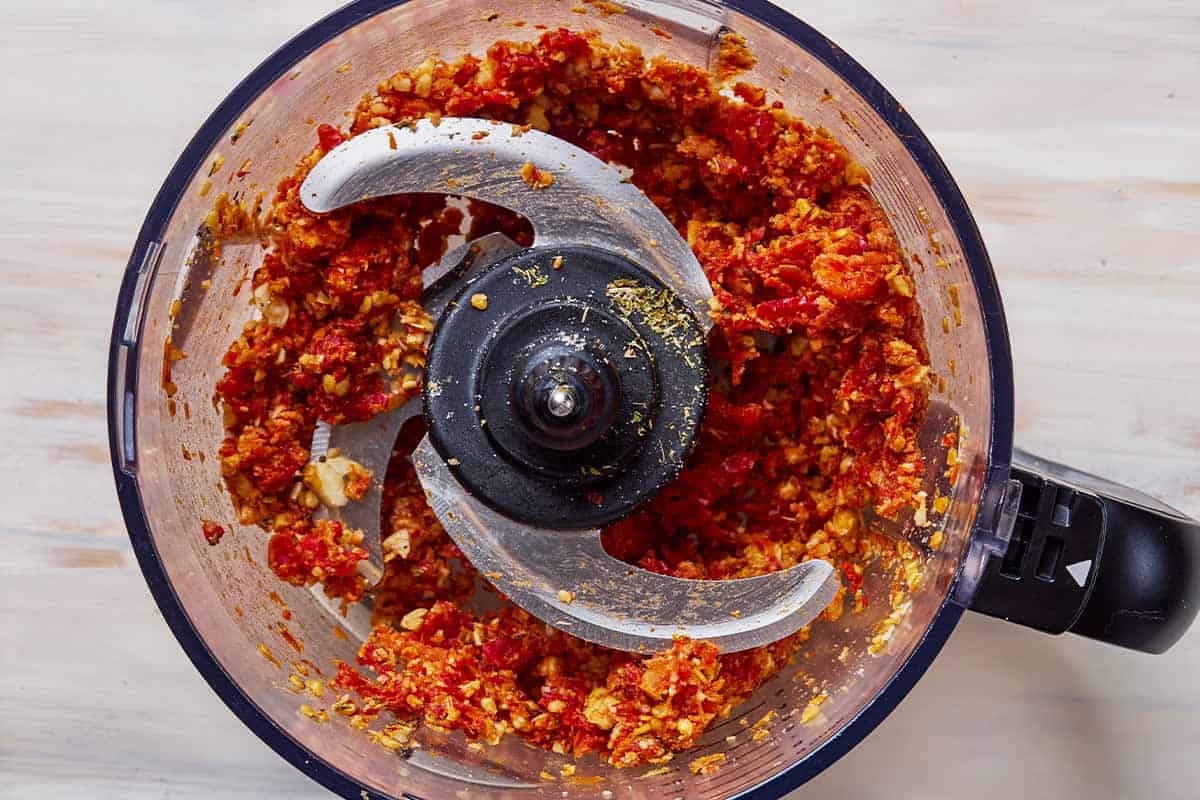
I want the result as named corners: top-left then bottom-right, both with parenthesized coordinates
top-left (2, 1), bottom-right (1197, 798)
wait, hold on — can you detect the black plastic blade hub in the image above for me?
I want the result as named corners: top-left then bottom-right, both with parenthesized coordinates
top-left (423, 245), bottom-right (707, 529)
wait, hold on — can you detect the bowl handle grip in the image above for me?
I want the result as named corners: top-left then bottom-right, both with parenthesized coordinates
top-left (967, 448), bottom-right (1200, 653)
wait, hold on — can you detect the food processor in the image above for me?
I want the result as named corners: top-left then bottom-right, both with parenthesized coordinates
top-left (106, 1), bottom-right (1200, 798)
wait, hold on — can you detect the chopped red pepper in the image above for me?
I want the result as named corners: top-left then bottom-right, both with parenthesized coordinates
top-left (316, 123), bottom-right (345, 151)
top-left (201, 520), bottom-right (225, 546)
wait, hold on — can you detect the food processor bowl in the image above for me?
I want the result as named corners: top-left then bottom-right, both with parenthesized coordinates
top-left (107, 1), bottom-right (1200, 798)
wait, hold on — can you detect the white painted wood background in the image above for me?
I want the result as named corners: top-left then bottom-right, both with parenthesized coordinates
top-left (1, 1), bottom-right (1197, 797)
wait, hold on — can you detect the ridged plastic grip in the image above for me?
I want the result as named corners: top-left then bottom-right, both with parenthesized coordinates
top-left (969, 449), bottom-right (1200, 653)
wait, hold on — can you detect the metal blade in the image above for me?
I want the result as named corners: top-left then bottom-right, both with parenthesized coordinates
top-left (314, 398), bottom-right (423, 585)
top-left (299, 118), bottom-right (713, 332)
top-left (311, 234), bottom-right (521, 586)
top-left (411, 436), bottom-right (839, 653)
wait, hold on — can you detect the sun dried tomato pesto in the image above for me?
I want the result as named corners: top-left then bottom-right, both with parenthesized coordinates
top-left (213, 28), bottom-right (930, 768)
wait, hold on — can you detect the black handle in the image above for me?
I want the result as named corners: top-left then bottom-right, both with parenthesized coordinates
top-left (968, 448), bottom-right (1200, 653)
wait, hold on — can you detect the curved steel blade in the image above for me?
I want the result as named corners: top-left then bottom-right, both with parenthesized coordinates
top-left (311, 233), bottom-right (522, 586)
top-left (299, 118), bottom-right (713, 332)
top-left (411, 436), bottom-right (839, 653)
top-left (313, 398), bottom-right (423, 585)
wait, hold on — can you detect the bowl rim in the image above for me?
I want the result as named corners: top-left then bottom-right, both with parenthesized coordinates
top-left (106, 1), bottom-right (1015, 797)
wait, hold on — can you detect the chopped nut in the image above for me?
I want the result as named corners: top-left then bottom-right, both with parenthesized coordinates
top-left (536, 655), bottom-right (563, 677)
top-left (370, 731), bottom-right (404, 751)
top-left (386, 720), bottom-right (417, 744)
top-left (689, 753), bottom-right (727, 775)
top-left (778, 476), bottom-right (801, 501)
top-left (332, 695), bottom-right (358, 715)
top-left (401, 608), bottom-right (428, 631)
top-left (583, 688), bottom-right (618, 730)
top-left (827, 508), bottom-right (858, 536)
top-left (253, 283), bottom-right (290, 328)
top-left (302, 455), bottom-right (371, 508)
top-left (299, 704), bottom-right (329, 723)
top-left (519, 161), bottom-right (555, 188)
top-left (414, 69), bottom-right (433, 97)
top-left (230, 119), bottom-right (252, 143)
top-left (383, 528), bottom-right (412, 559)
top-left (470, 292), bottom-right (489, 310)
top-left (887, 270), bottom-right (914, 298)
top-left (800, 693), bottom-right (827, 724)
top-left (752, 710), bottom-right (777, 729)
top-left (844, 160), bottom-right (871, 187)
top-left (913, 490), bottom-right (930, 528)
top-left (557, 589), bottom-right (575, 604)
top-left (257, 643), bottom-right (279, 667)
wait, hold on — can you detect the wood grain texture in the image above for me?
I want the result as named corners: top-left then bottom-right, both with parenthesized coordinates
top-left (0, 1), bottom-right (1196, 798)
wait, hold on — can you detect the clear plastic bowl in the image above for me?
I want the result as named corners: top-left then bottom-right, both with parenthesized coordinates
top-left (108, 1), bottom-right (1015, 797)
